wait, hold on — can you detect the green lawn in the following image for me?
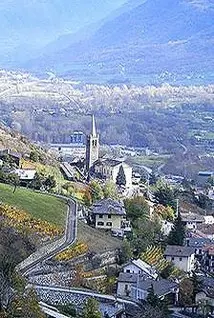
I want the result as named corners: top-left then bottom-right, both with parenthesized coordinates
top-left (0, 183), bottom-right (67, 226)
top-left (127, 154), bottom-right (171, 169)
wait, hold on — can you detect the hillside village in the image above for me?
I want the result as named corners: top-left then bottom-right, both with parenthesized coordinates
top-left (0, 117), bottom-right (214, 318)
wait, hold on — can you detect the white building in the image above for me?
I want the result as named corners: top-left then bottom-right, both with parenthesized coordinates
top-left (161, 221), bottom-right (174, 236)
top-left (94, 159), bottom-right (132, 188)
top-left (204, 215), bottom-right (214, 225)
top-left (91, 198), bottom-right (131, 235)
top-left (122, 259), bottom-right (158, 279)
top-left (13, 169), bottom-right (36, 181)
top-left (164, 245), bottom-right (195, 273)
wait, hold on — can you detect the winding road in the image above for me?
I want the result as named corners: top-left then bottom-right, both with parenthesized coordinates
top-left (16, 196), bottom-right (78, 276)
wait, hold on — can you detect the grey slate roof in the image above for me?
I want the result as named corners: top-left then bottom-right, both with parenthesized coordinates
top-left (118, 272), bottom-right (138, 283)
top-left (181, 213), bottom-right (205, 223)
top-left (164, 245), bottom-right (195, 257)
top-left (92, 198), bottom-right (126, 215)
top-left (186, 237), bottom-right (212, 248)
top-left (134, 279), bottom-right (178, 297)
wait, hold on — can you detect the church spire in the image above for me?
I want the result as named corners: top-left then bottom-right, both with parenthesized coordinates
top-left (91, 114), bottom-right (97, 137)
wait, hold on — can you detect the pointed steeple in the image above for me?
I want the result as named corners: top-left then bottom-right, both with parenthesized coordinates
top-left (91, 114), bottom-right (97, 137)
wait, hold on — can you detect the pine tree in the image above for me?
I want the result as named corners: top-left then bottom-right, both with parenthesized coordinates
top-left (116, 165), bottom-right (126, 186)
top-left (191, 271), bottom-right (202, 303)
top-left (146, 284), bottom-right (160, 308)
top-left (167, 212), bottom-right (185, 246)
top-left (82, 298), bottom-right (102, 318)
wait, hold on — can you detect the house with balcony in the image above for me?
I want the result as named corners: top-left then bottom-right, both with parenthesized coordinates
top-left (164, 245), bottom-right (195, 273)
top-left (91, 198), bottom-right (131, 236)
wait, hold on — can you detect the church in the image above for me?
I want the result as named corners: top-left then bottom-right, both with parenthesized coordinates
top-left (85, 115), bottom-right (132, 188)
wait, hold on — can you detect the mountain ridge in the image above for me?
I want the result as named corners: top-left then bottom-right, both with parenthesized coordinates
top-left (24, 0), bottom-right (214, 84)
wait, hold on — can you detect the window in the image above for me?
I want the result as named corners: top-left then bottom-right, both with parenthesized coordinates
top-left (99, 214), bottom-right (103, 218)
top-left (179, 257), bottom-right (182, 261)
top-left (108, 215), bottom-right (112, 219)
top-left (126, 269), bottom-right (130, 273)
top-left (171, 257), bottom-right (174, 261)
top-left (106, 222), bottom-right (112, 227)
top-left (97, 222), bottom-right (104, 226)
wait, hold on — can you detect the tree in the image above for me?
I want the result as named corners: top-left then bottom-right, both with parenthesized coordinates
top-left (124, 196), bottom-right (149, 222)
top-left (7, 288), bottom-right (46, 318)
top-left (117, 241), bottom-right (133, 265)
top-left (29, 172), bottom-right (44, 190)
top-left (179, 278), bottom-right (194, 309)
top-left (154, 204), bottom-right (175, 221)
top-left (103, 181), bottom-right (118, 199)
top-left (116, 165), bottom-right (126, 187)
top-left (147, 284), bottom-right (160, 308)
top-left (7, 173), bottom-right (20, 193)
top-left (29, 151), bottom-right (39, 162)
top-left (154, 182), bottom-right (176, 210)
top-left (134, 305), bottom-right (166, 318)
top-left (57, 304), bottom-right (76, 317)
top-left (191, 272), bottom-right (202, 303)
top-left (167, 212), bottom-right (185, 246)
top-left (89, 181), bottom-right (103, 202)
top-left (82, 298), bottom-right (102, 318)
top-left (43, 175), bottom-right (56, 191)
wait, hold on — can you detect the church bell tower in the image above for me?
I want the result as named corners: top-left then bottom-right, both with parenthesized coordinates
top-left (86, 115), bottom-right (99, 172)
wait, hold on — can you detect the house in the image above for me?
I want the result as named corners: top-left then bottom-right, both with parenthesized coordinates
top-left (94, 159), bottom-right (132, 188)
top-left (204, 215), bottom-right (214, 225)
top-left (117, 273), bottom-right (178, 303)
top-left (197, 171), bottom-right (214, 186)
top-left (186, 237), bottom-right (213, 261)
top-left (117, 272), bottom-right (138, 297)
top-left (122, 259), bottom-right (158, 280)
top-left (132, 172), bottom-right (141, 185)
top-left (13, 168), bottom-right (36, 186)
top-left (202, 245), bottom-right (214, 273)
top-left (131, 278), bottom-right (179, 304)
top-left (164, 245), bottom-right (195, 272)
top-left (181, 212), bottom-right (205, 230)
top-left (91, 198), bottom-right (131, 235)
top-left (195, 277), bottom-right (214, 310)
top-left (197, 224), bottom-right (214, 240)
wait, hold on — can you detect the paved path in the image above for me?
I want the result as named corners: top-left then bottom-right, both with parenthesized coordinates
top-left (16, 195), bottom-right (77, 276)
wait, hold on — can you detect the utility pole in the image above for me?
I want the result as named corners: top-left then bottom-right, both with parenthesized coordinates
top-left (176, 198), bottom-right (179, 217)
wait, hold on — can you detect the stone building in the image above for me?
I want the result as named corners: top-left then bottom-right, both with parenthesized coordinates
top-left (94, 159), bottom-right (132, 188)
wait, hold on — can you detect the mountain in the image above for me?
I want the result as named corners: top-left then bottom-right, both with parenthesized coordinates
top-left (26, 0), bottom-right (214, 84)
top-left (0, 0), bottom-right (127, 67)
top-left (43, 0), bottom-right (146, 54)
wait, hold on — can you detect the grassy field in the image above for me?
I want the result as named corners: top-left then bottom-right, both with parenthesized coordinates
top-left (0, 183), bottom-right (67, 226)
top-left (127, 154), bottom-right (171, 169)
top-left (78, 221), bottom-right (122, 254)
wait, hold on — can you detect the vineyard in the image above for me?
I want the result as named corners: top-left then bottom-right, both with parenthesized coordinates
top-left (0, 203), bottom-right (63, 239)
top-left (141, 245), bottom-right (182, 277)
top-left (55, 241), bottom-right (88, 261)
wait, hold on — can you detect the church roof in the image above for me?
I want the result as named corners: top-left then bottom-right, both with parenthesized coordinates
top-left (94, 158), bottom-right (122, 167)
top-left (92, 198), bottom-right (126, 215)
